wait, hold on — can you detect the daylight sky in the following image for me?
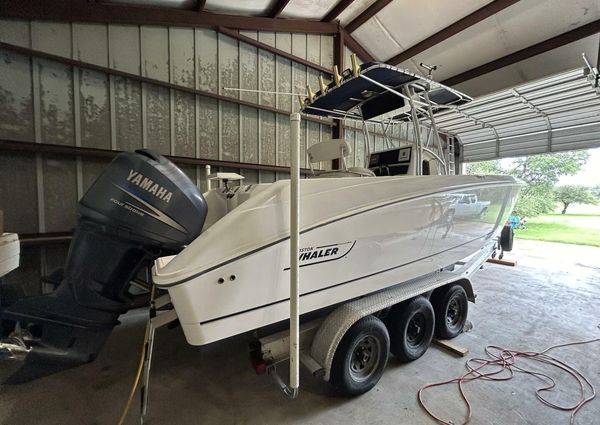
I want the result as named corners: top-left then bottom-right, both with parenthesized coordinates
top-left (559, 147), bottom-right (600, 187)
top-left (498, 148), bottom-right (600, 187)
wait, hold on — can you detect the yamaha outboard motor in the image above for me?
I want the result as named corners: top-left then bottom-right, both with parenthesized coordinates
top-left (1, 149), bottom-right (207, 383)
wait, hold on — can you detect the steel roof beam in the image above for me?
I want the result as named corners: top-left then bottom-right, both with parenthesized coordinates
top-left (342, 29), bottom-right (375, 62)
top-left (386, 0), bottom-right (520, 66)
top-left (322, 0), bottom-right (356, 22)
top-left (345, 0), bottom-right (393, 33)
top-left (0, 139), bottom-right (315, 174)
top-left (217, 27), bottom-right (333, 76)
top-left (267, 0), bottom-right (292, 18)
top-left (195, 0), bottom-right (206, 12)
top-left (0, 0), bottom-right (339, 34)
top-left (442, 19), bottom-right (600, 86)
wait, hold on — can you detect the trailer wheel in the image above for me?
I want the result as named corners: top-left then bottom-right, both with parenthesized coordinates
top-left (500, 224), bottom-right (514, 251)
top-left (330, 315), bottom-right (390, 396)
top-left (386, 297), bottom-right (434, 362)
top-left (431, 285), bottom-right (468, 339)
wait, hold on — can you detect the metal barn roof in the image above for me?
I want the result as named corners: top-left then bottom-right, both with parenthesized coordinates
top-left (433, 67), bottom-right (600, 162)
top-left (113, 0), bottom-right (600, 98)
top-left (20, 0), bottom-right (599, 98)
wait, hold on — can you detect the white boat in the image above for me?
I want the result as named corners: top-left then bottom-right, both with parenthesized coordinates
top-left (1, 58), bottom-right (520, 390)
top-left (153, 59), bottom-right (520, 347)
top-left (154, 173), bottom-right (519, 347)
top-left (0, 233), bottom-right (20, 279)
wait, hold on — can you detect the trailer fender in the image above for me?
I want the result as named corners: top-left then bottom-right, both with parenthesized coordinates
top-left (431, 278), bottom-right (475, 303)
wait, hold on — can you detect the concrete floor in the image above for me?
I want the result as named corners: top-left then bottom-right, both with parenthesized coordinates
top-left (1, 239), bottom-right (599, 425)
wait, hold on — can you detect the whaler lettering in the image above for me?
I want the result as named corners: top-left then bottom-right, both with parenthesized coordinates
top-left (299, 247), bottom-right (339, 261)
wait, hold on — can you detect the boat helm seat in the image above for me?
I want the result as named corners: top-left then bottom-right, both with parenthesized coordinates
top-left (307, 139), bottom-right (374, 178)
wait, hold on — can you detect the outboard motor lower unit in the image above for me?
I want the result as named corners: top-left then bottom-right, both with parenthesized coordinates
top-left (1, 149), bottom-right (207, 383)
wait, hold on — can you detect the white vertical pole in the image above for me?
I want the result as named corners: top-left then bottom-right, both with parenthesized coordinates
top-left (289, 112), bottom-right (301, 396)
top-left (205, 165), bottom-right (211, 191)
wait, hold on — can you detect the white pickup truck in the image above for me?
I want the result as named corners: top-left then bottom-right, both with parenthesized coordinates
top-left (450, 194), bottom-right (491, 218)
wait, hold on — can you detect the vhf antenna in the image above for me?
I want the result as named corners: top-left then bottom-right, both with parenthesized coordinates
top-left (419, 62), bottom-right (438, 79)
top-left (582, 52), bottom-right (599, 93)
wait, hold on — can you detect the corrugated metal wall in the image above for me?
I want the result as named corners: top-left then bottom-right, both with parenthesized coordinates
top-left (0, 19), bottom-right (338, 297)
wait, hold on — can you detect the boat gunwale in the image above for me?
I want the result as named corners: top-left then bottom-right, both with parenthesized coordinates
top-left (155, 178), bottom-right (519, 287)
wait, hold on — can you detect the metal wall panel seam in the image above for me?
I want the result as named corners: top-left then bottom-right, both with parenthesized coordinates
top-left (140, 24), bottom-right (148, 150)
top-left (304, 35), bottom-right (309, 169)
top-left (30, 21), bottom-right (45, 234)
top-left (257, 102), bottom-right (262, 181)
top-left (30, 20), bottom-right (49, 292)
top-left (194, 28), bottom-right (201, 187)
top-left (217, 32), bottom-right (222, 161)
top-left (71, 23), bottom-right (84, 200)
top-left (274, 37), bottom-right (279, 167)
top-left (256, 32), bottom-right (264, 184)
top-left (107, 25), bottom-right (117, 151)
top-left (168, 27), bottom-right (175, 156)
top-left (238, 31), bottom-right (243, 169)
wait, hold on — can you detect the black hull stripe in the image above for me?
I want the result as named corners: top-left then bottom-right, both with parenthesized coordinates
top-left (198, 233), bottom-right (491, 326)
top-left (157, 180), bottom-right (515, 287)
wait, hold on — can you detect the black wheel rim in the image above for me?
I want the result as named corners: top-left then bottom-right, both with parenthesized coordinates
top-left (348, 335), bottom-right (381, 382)
top-left (446, 295), bottom-right (463, 330)
top-left (406, 312), bottom-right (426, 348)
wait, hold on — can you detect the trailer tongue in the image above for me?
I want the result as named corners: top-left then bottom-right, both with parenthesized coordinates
top-left (1, 149), bottom-right (207, 383)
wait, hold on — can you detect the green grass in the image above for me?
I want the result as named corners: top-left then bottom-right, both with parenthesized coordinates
top-left (515, 213), bottom-right (600, 247)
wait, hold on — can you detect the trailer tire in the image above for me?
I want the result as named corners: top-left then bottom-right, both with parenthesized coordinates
top-left (386, 297), bottom-right (434, 362)
top-left (330, 315), bottom-right (389, 396)
top-left (431, 284), bottom-right (468, 339)
top-left (500, 224), bottom-right (514, 251)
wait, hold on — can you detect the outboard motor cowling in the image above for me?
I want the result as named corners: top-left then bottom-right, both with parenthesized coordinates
top-left (1, 149), bottom-right (207, 383)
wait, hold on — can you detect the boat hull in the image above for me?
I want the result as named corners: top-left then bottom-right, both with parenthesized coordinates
top-left (154, 176), bottom-right (520, 346)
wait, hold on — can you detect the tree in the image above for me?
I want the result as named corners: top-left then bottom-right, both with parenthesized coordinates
top-left (592, 184), bottom-right (600, 199)
top-left (554, 185), bottom-right (597, 214)
top-left (508, 151), bottom-right (589, 186)
top-left (465, 160), bottom-right (502, 175)
top-left (512, 185), bottom-right (556, 218)
top-left (466, 151), bottom-right (590, 217)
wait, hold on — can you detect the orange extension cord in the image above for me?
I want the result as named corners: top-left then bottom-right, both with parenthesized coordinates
top-left (418, 325), bottom-right (600, 425)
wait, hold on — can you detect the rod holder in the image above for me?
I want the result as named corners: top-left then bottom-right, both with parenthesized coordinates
top-left (318, 75), bottom-right (328, 94)
top-left (351, 53), bottom-right (360, 77)
top-left (332, 65), bottom-right (342, 86)
top-left (306, 85), bottom-right (316, 103)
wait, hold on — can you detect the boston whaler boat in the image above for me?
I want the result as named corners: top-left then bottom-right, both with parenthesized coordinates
top-left (1, 56), bottom-right (520, 403)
